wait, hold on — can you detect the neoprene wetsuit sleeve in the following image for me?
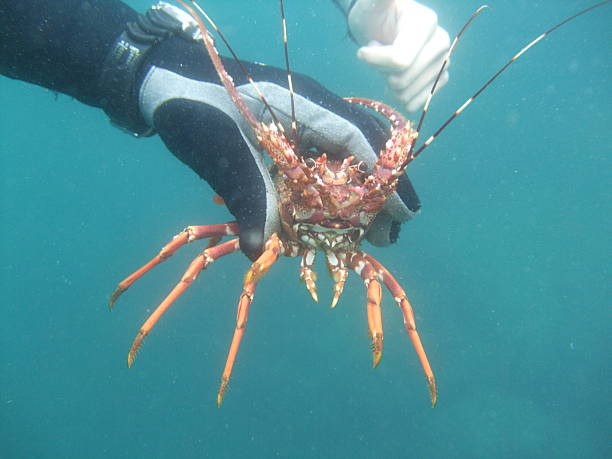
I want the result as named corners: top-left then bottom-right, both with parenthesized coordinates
top-left (0, 0), bottom-right (138, 107)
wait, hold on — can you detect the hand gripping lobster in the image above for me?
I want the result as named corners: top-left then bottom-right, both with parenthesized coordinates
top-left (109, 0), bottom-right (435, 407)
top-left (110, 0), bottom-right (610, 407)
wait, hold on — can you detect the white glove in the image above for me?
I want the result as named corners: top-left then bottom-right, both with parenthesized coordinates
top-left (346, 0), bottom-right (451, 113)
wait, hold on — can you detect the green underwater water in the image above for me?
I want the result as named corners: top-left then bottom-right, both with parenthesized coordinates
top-left (1, 1), bottom-right (611, 458)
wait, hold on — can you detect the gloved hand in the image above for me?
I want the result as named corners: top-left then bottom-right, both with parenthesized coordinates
top-left (345, 0), bottom-right (451, 112)
top-left (102, 4), bottom-right (421, 260)
top-left (138, 34), bottom-right (420, 259)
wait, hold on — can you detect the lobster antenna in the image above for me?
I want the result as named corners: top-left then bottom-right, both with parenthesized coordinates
top-left (409, 5), bottom-right (490, 158)
top-left (410, 0), bottom-right (611, 160)
top-left (279, 0), bottom-right (298, 147)
top-left (185, 0), bottom-right (287, 135)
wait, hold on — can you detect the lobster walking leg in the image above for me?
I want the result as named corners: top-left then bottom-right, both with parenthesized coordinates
top-left (348, 253), bottom-right (384, 368)
top-left (364, 253), bottom-right (437, 406)
top-left (127, 238), bottom-right (240, 367)
top-left (326, 251), bottom-right (348, 308)
top-left (300, 249), bottom-right (318, 302)
top-left (217, 234), bottom-right (284, 406)
top-left (110, 222), bottom-right (239, 308)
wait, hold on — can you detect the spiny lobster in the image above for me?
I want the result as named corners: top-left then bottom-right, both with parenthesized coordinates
top-left (110, 0), bottom-right (610, 406)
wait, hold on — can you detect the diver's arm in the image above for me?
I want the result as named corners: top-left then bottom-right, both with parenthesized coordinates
top-left (0, 0), bottom-right (138, 107)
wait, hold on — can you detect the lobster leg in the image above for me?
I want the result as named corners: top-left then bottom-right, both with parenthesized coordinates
top-left (127, 238), bottom-right (240, 367)
top-left (110, 222), bottom-right (239, 309)
top-left (217, 233), bottom-right (284, 406)
top-left (348, 254), bottom-right (384, 368)
top-left (326, 251), bottom-right (348, 308)
top-left (364, 253), bottom-right (437, 407)
top-left (300, 249), bottom-right (318, 302)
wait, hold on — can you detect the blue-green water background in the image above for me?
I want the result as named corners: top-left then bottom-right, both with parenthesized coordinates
top-left (1, 1), bottom-right (610, 457)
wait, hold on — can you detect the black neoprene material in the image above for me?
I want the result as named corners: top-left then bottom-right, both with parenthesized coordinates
top-left (153, 98), bottom-right (268, 258)
top-left (0, 0), bottom-right (138, 107)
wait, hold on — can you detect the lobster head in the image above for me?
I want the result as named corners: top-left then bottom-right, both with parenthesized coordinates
top-left (253, 98), bottom-right (417, 254)
top-left (276, 151), bottom-right (396, 252)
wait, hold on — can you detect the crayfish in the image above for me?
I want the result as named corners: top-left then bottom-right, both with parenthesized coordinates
top-left (110, 0), bottom-right (610, 406)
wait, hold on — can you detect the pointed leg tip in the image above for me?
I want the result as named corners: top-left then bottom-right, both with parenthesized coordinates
top-left (307, 287), bottom-right (319, 303)
top-left (217, 377), bottom-right (229, 407)
top-left (127, 352), bottom-right (135, 368)
top-left (372, 350), bottom-right (382, 368)
top-left (127, 331), bottom-right (146, 368)
top-left (109, 285), bottom-right (126, 310)
top-left (330, 296), bottom-right (339, 308)
top-left (428, 377), bottom-right (437, 407)
top-left (371, 335), bottom-right (383, 368)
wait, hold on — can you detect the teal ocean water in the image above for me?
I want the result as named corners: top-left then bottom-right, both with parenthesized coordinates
top-left (1, 1), bottom-right (610, 457)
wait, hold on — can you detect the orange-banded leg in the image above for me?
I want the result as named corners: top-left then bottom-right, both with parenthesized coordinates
top-left (217, 233), bottom-right (285, 406)
top-left (363, 253), bottom-right (437, 406)
top-left (347, 252), bottom-right (384, 368)
top-left (127, 238), bottom-right (240, 367)
top-left (326, 251), bottom-right (348, 308)
top-left (299, 248), bottom-right (318, 303)
top-left (109, 222), bottom-right (239, 309)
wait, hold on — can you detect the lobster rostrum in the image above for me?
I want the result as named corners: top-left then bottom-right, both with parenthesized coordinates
top-left (110, 0), bottom-right (610, 407)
